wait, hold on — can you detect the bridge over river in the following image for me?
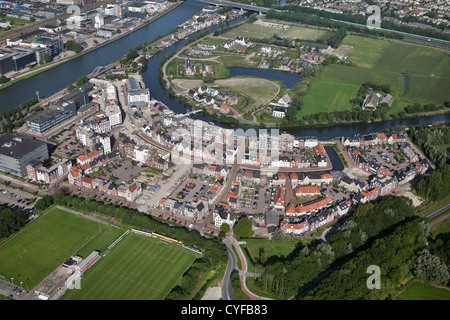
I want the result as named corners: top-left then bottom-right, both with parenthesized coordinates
top-left (195, 0), bottom-right (271, 13)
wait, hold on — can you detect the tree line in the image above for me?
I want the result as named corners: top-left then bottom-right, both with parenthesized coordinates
top-left (0, 206), bottom-right (26, 239)
top-left (414, 164), bottom-right (450, 202)
top-left (270, 4), bottom-right (449, 41)
top-left (409, 123), bottom-right (450, 169)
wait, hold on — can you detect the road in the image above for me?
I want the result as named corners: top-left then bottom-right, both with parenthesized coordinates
top-left (423, 201), bottom-right (450, 220)
top-left (227, 234), bottom-right (272, 300)
top-left (222, 238), bottom-right (237, 300)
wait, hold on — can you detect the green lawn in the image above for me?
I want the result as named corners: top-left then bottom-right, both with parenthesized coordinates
top-left (0, 208), bottom-right (102, 288)
top-left (282, 26), bottom-right (325, 41)
top-left (395, 281), bottom-right (450, 300)
top-left (300, 80), bottom-right (360, 117)
top-left (320, 64), bottom-right (404, 95)
top-left (75, 226), bottom-right (126, 259)
top-left (298, 35), bottom-right (449, 119)
top-left (61, 232), bottom-right (199, 300)
top-left (374, 42), bottom-right (450, 78)
top-left (341, 35), bottom-right (393, 68)
top-left (242, 237), bottom-right (307, 262)
top-left (222, 23), bottom-right (280, 39)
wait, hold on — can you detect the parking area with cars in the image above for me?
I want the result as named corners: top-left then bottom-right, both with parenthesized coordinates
top-left (0, 186), bottom-right (37, 212)
top-left (235, 186), bottom-right (270, 215)
top-left (364, 145), bottom-right (410, 174)
top-left (170, 178), bottom-right (209, 202)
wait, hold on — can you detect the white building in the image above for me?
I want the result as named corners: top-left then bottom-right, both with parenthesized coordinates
top-left (105, 103), bottom-right (122, 127)
top-left (272, 108), bottom-right (286, 118)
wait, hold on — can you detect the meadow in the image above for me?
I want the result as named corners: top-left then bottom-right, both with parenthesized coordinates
top-left (395, 281), bottom-right (450, 300)
top-left (242, 237), bottom-right (309, 262)
top-left (282, 26), bottom-right (325, 41)
top-left (222, 22), bottom-right (280, 40)
top-left (341, 35), bottom-right (392, 68)
top-left (61, 232), bottom-right (199, 300)
top-left (0, 207), bottom-right (103, 288)
top-left (300, 35), bottom-right (450, 118)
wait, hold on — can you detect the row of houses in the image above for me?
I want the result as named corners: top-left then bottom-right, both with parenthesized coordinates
top-left (118, 137), bottom-right (170, 171)
top-left (69, 166), bottom-right (141, 202)
top-left (159, 197), bottom-right (207, 220)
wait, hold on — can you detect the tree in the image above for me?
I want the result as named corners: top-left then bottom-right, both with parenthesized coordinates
top-left (43, 53), bottom-right (52, 63)
top-left (75, 75), bottom-right (88, 87)
top-left (413, 249), bottom-right (450, 285)
top-left (272, 228), bottom-right (284, 241)
top-left (65, 40), bottom-right (83, 53)
top-left (233, 216), bottom-right (254, 239)
top-left (0, 75), bottom-right (8, 84)
top-left (203, 74), bottom-right (215, 84)
top-left (220, 223), bottom-right (230, 233)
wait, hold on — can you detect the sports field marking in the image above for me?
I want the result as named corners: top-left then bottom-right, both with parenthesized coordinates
top-left (132, 245), bottom-right (182, 263)
top-left (91, 266), bottom-right (164, 293)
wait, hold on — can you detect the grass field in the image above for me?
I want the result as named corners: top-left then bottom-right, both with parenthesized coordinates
top-left (242, 237), bottom-right (309, 262)
top-left (282, 26), bottom-right (325, 41)
top-left (374, 42), bottom-right (450, 78)
top-left (61, 232), bottom-right (199, 300)
top-left (222, 23), bottom-right (279, 40)
top-left (300, 35), bottom-right (449, 118)
top-left (0, 208), bottom-right (103, 288)
top-left (300, 80), bottom-right (360, 117)
top-left (320, 64), bottom-right (404, 95)
top-left (341, 35), bottom-right (393, 68)
top-left (395, 281), bottom-right (450, 300)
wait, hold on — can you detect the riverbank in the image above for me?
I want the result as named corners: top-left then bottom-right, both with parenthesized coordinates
top-left (0, 1), bottom-right (183, 93)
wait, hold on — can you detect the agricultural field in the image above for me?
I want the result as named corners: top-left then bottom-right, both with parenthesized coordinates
top-left (341, 35), bottom-right (392, 68)
top-left (281, 26), bottom-right (325, 41)
top-left (61, 232), bottom-right (199, 300)
top-left (300, 35), bottom-right (450, 118)
top-left (300, 80), bottom-right (360, 117)
top-left (319, 64), bottom-right (404, 95)
top-left (222, 22), bottom-right (280, 40)
top-left (374, 42), bottom-right (450, 78)
top-left (395, 281), bottom-right (450, 300)
top-left (0, 207), bottom-right (103, 289)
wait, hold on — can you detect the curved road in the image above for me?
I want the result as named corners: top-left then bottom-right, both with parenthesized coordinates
top-left (227, 234), bottom-right (272, 300)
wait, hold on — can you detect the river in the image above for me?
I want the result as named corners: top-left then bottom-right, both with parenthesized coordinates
top-left (0, 0), bottom-right (448, 139)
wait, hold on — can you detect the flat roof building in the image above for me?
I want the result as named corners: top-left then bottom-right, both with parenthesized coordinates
top-left (0, 133), bottom-right (49, 176)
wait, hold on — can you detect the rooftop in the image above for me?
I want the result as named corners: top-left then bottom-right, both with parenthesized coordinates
top-left (0, 133), bottom-right (47, 159)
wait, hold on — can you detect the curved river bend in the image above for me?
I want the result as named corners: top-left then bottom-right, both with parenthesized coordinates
top-left (0, 0), bottom-right (448, 139)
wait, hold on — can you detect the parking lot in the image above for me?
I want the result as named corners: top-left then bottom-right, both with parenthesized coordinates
top-left (170, 178), bottom-right (209, 202)
top-left (52, 129), bottom-right (85, 159)
top-left (235, 186), bottom-right (270, 215)
top-left (0, 186), bottom-right (38, 212)
top-left (364, 145), bottom-right (410, 174)
top-left (90, 159), bottom-right (143, 186)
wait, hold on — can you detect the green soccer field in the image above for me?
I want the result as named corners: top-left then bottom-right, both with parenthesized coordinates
top-left (0, 207), bottom-right (103, 289)
top-left (61, 232), bottom-right (200, 300)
